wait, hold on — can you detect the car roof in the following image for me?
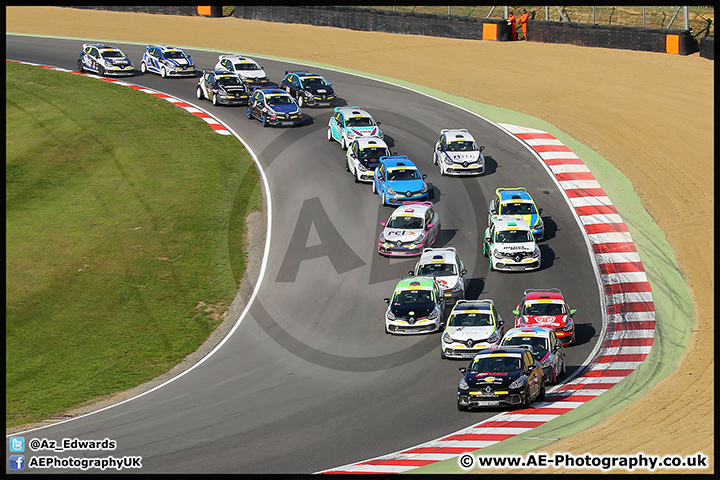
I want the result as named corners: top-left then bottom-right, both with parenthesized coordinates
top-left (490, 215), bottom-right (531, 230)
top-left (218, 54), bottom-right (258, 62)
top-left (389, 202), bottom-right (432, 219)
top-left (473, 348), bottom-right (527, 359)
top-left (418, 247), bottom-right (456, 265)
top-left (380, 155), bottom-right (417, 169)
top-left (452, 299), bottom-right (494, 312)
top-left (523, 288), bottom-right (565, 302)
top-left (254, 87), bottom-right (288, 95)
top-left (496, 187), bottom-right (533, 203)
top-left (394, 276), bottom-right (437, 290)
top-left (205, 70), bottom-right (240, 76)
top-left (333, 106), bottom-right (373, 118)
top-left (503, 326), bottom-right (553, 338)
top-left (353, 137), bottom-right (388, 148)
top-left (441, 128), bottom-right (476, 142)
top-left (83, 43), bottom-right (119, 50)
top-left (288, 70), bottom-right (324, 78)
top-left (147, 44), bottom-right (185, 52)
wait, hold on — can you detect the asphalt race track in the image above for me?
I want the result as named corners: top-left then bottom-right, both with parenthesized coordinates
top-left (6, 35), bottom-right (603, 474)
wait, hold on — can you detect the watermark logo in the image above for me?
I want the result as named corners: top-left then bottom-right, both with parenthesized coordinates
top-left (9, 436), bottom-right (25, 452)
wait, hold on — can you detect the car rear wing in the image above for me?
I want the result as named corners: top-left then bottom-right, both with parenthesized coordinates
top-left (440, 128), bottom-right (469, 134)
top-left (523, 288), bottom-right (562, 296)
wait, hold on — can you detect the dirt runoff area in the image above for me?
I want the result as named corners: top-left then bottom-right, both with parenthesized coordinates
top-left (6, 6), bottom-right (714, 474)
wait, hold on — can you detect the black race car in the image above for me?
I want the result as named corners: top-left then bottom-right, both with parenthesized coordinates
top-left (280, 70), bottom-right (337, 107)
top-left (457, 347), bottom-right (545, 411)
top-left (196, 70), bottom-right (249, 106)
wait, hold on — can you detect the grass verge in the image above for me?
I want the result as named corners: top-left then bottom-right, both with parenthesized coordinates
top-left (5, 62), bottom-right (262, 428)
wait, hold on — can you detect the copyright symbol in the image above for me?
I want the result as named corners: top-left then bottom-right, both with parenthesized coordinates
top-left (459, 454), bottom-right (474, 469)
top-left (29, 439), bottom-right (41, 451)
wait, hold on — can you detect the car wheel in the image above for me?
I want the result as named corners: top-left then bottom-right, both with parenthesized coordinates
top-left (538, 379), bottom-right (546, 402)
top-left (561, 355), bottom-right (566, 374)
top-left (521, 390), bottom-right (532, 409)
top-left (354, 170), bottom-right (360, 183)
top-left (261, 114), bottom-right (268, 127)
top-left (196, 86), bottom-right (204, 100)
top-left (457, 401), bottom-right (469, 412)
top-left (297, 95), bottom-right (304, 107)
top-left (551, 365), bottom-right (558, 385)
top-left (212, 93), bottom-right (219, 106)
top-left (247, 106), bottom-right (253, 119)
top-left (372, 181), bottom-right (377, 194)
top-left (341, 136), bottom-right (347, 150)
top-left (327, 127), bottom-right (333, 142)
top-left (97, 65), bottom-right (105, 76)
top-left (381, 192), bottom-right (387, 206)
top-left (140, 61), bottom-right (147, 74)
top-left (161, 67), bottom-right (167, 78)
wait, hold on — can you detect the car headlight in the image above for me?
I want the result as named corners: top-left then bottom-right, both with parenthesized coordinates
top-left (386, 309), bottom-right (396, 321)
top-left (386, 187), bottom-right (396, 195)
top-left (509, 375), bottom-right (527, 389)
top-left (345, 130), bottom-right (356, 139)
top-left (459, 377), bottom-right (469, 390)
top-left (420, 183), bottom-right (428, 194)
top-left (486, 330), bottom-right (500, 343)
top-left (532, 246), bottom-right (541, 258)
top-left (442, 332), bottom-right (454, 344)
top-left (412, 233), bottom-right (425, 245)
top-left (443, 156), bottom-right (454, 165)
top-left (427, 307), bottom-right (439, 320)
top-left (563, 319), bottom-right (574, 331)
top-left (304, 91), bottom-right (313, 98)
top-left (357, 164), bottom-right (368, 172)
top-left (450, 283), bottom-right (462, 293)
top-left (493, 249), bottom-right (503, 259)
top-left (541, 357), bottom-right (552, 368)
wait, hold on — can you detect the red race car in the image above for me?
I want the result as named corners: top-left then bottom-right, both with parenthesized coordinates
top-left (512, 288), bottom-right (577, 346)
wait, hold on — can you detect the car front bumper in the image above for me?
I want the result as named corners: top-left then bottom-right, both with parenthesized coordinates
top-left (457, 390), bottom-right (524, 408)
top-left (386, 318), bottom-right (441, 334)
top-left (491, 258), bottom-right (541, 271)
top-left (445, 162), bottom-right (485, 175)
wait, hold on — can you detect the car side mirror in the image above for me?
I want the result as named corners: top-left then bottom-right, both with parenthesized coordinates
top-left (427, 223), bottom-right (434, 229)
top-left (384, 298), bottom-right (390, 304)
top-left (512, 309), bottom-right (520, 315)
top-left (380, 221), bottom-right (386, 227)
top-left (459, 367), bottom-right (467, 374)
top-left (377, 121), bottom-right (381, 125)
top-left (461, 269), bottom-right (467, 275)
top-left (539, 208), bottom-right (543, 214)
top-left (479, 145), bottom-right (485, 152)
top-left (436, 145), bottom-right (442, 151)
top-left (570, 309), bottom-right (577, 316)
top-left (408, 270), bottom-right (414, 276)
top-left (499, 319), bottom-right (505, 326)
top-left (422, 174), bottom-right (427, 179)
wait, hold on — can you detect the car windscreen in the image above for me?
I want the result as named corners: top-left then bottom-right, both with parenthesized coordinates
top-left (386, 216), bottom-right (423, 230)
top-left (345, 117), bottom-right (375, 127)
top-left (417, 263), bottom-right (457, 276)
top-left (446, 140), bottom-right (478, 152)
top-left (501, 336), bottom-right (549, 359)
top-left (302, 77), bottom-right (329, 88)
top-left (469, 355), bottom-right (522, 373)
top-left (165, 51), bottom-right (188, 59)
top-left (101, 50), bottom-right (124, 58)
top-left (359, 147), bottom-right (389, 160)
top-left (217, 76), bottom-right (242, 86)
top-left (500, 202), bottom-right (536, 215)
top-left (266, 96), bottom-right (293, 106)
top-left (387, 169), bottom-right (420, 181)
top-left (524, 302), bottom-right (566, 315)
top-left (234, 63), bottom-right (260, 71)
top-left (393, 289), bottom-right (433, 305)
top-left (496, 230), bottom-right (533, 243)
top-left (448, 312), bottom-right (492, 327)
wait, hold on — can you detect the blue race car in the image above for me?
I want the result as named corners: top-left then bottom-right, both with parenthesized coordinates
top-left (140, 45), bottom-right (196, 77)
top-left (246, 87), bottom-right (303, 127)
top-left (488, 187), bottom-right (544, 240)
top-left (372, 155), bottom-right (429, 206)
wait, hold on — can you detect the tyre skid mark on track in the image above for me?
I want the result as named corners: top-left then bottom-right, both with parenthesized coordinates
top-left (319, 124), bottom-right (656, 474)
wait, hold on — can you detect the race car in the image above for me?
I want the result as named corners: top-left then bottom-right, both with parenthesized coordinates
top-left (384, 276), bottom-right (446, 335)
top-left (500, 326), bottom-right (566, 384)
top-left (215, 55), bottom-right (270, 87)
top-left (457, 347), bottom-right (545, 411)
top-left (433, 128), bottom-right (485, 175)
top-left (512, 288), bottom-right (577, 346)
top-left (488, 187), bottom-right (544, 240)
top-left (372, 155), bottom-right (429, 206)
top-left (140, 45), bottom-right (196, 77)
top-left (483, 215), bottom-right (541, 271)
top-left (196, 70), bottom-right (249, 106)
top-left (441, 299), bottom-right (504, 360)
top-left (378, 202), bottom-right (440, 257)
top-left (281, 70), bottom-right (337, 107)
top-left (346, 137), bottom-right (391, 183)
top-left (412, 247), bottom-right (466, 303)
top-left (246, 87), bottom-right (303, 127)
top-left (327, 106), bottom-right (383, 150)
top-left (77, 43), bottom-right (134, 76)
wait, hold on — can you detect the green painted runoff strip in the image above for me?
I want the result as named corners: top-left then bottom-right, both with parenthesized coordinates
top-left (8, 32), bottom-right (696, 474)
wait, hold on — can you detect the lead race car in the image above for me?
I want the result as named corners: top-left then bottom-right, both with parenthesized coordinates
top-left (196, 70), bottom-right (249, 106)
top-left (433, 128), bottom-right (485, 175)
top-left (246, 87), bottom-right (303, 127)
top-left (77, 43), bottom-right (134, 76)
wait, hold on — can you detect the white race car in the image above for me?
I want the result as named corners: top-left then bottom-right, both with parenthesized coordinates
top-left (483, 215), bottom-right (541, 271)
top-left (433, 128), bottom-right (485, 175)
top-left (77, 44), bottom-right (134, 76)
top-left (378, 202), bottom-right (440, 257)
top-left (214, 54), bottom-right (269, 86)
top-left (412, 247), bottom-right (466, 303)
top-left (346, 137), bottom-right (391, 183)
top-left (328, 106), bottom-right (383, 150)
top-left (441, 299), bottom-right (504, 359)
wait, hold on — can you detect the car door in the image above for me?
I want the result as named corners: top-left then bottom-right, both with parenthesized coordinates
top-left (375, 163), bottom-right (386, 194)
top-left (202, 71), bottom-right (214, 97)
top-left (330, 112), bottom-right (343, 140)
top-left (86, 46), bottom-right (98, 70)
